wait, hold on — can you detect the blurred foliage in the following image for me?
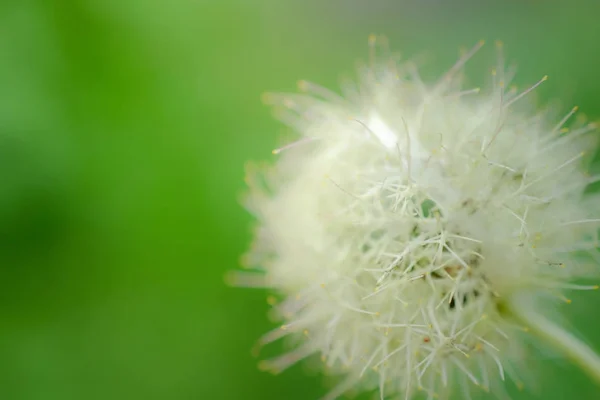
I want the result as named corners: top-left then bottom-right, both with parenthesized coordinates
top-left (0, 0), bottom-right (599, 399)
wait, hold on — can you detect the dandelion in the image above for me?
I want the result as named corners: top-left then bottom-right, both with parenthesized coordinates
top-left (231, 36), bottom-right (600, 399)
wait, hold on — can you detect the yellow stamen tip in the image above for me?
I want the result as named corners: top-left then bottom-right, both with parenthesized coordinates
top-left (258, 360), bottom-right (270, 372)
top-left (266, 295), bottom-right (277, 305)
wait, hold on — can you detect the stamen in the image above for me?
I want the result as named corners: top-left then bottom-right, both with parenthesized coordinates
top-left (272, 136), bottom-right (316, 154)
top-left (437, 40), bottom-right (486, 90)
top-left (446, 88), bottom-right (481, 98)
top-left (373, 343), bottom-right (408, 369)
top-left (559, 218), bottom-right (600, 227)
top-left (503, 75), bottom-right (548, 108)
top-left (297, 80), bottom-right (345, 104)
top-left (360, 343), bottom-right (384, 377)
top-left (258, 344), bottom-right (315, 373)
top-left (452, 357), bottom-right (480, 385)
top-left (549, 106), bottom-right (579, 139)
top-left (514, 151), bottom-right (585, 195)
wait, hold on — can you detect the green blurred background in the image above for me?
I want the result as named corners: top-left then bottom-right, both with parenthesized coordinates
top-left (1, 0), bottom-right (599, 399)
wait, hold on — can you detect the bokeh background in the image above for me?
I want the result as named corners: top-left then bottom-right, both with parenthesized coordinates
top-left (1, 0), bottom-right (600, 399)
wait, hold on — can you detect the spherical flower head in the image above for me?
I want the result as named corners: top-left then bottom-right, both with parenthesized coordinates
top-left (233, 36), bottom-right (600, 399)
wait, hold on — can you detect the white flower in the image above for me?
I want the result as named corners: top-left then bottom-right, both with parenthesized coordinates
top-left (232, 36), bottom-right (600, 399)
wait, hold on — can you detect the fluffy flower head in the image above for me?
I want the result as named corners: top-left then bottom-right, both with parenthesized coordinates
top-left (235, 37), bottom-right (600, 399)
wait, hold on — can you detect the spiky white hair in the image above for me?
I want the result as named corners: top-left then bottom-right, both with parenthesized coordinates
top-left (233, 36), bottom-right (600, 400)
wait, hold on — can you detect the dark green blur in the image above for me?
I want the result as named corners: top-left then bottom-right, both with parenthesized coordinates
top-left (0, 1), bottom-right (599, 399)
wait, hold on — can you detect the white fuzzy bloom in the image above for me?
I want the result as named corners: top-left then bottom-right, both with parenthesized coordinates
top-left (234, 37), bottom-right (600, 399)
